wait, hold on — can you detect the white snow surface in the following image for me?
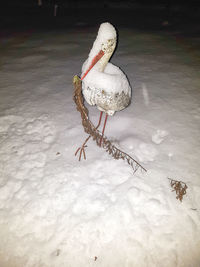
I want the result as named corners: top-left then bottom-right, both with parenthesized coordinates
top-left (0, 27), bottom-right (200, 267)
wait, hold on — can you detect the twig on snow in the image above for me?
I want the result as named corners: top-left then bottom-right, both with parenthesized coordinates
top-left (168, 178), bottom-right (188, 202)
top-left (73, 75), bottom-right (147, 174)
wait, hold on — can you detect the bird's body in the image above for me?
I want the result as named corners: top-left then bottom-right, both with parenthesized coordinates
top-left (81, 22), bottom-right (131, 116)
top-left (75, 22), bottom-right (131, 160)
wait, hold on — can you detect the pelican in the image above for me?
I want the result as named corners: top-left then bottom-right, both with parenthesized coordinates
top-left (76, 22), bottom-right (131, 159)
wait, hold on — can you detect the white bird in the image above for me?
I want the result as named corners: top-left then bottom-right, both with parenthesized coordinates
top-left (76, 22), bottom-right (131, 159)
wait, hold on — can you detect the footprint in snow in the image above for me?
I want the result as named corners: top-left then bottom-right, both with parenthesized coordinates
top-left (0, 115), bottom-right (23, 132)
top-left (0, 114), bottom-right (56, 180)
top-left (152, 129), bottom-right (169, 145)
top-left (134, 142), bottom-right (158, 163)
top-left (120, 136), bottom-right (158, 163)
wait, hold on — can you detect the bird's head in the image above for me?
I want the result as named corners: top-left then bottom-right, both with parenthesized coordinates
top-left (101, 38), bottom-right (116, 55)
top-left (98, 37), bottom-right (116, 71)
top-left (81, 23), bottom-right (117, 80)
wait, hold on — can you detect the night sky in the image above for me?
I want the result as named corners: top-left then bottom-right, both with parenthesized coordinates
top-left (0, 0), bottom-right (200, 34)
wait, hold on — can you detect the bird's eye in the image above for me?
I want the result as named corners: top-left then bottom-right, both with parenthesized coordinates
top-left (102, 44), bottom-right (106, 52)
top-left (101, 39), bottom-right (116, 53)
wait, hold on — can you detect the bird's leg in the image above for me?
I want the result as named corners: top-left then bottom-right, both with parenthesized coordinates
top-left (75, 111), bottom-right (103, 160)
top-left (100, 114), bottom-right (108, 146)
top-left (95, 111), bottom-right (103, 130)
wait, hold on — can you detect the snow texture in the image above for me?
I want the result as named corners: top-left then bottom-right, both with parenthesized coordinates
top-left (0, 25), bottom-right (200, 267)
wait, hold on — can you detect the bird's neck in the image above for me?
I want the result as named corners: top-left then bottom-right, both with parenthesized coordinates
top-left (97, 51), bottom-right (113, 72)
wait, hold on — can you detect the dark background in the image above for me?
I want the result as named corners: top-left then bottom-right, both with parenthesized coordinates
top-left (0, 0), bottom-right (200, 35)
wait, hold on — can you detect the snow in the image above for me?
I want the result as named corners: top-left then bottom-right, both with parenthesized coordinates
top-left (0, 25), bottom-right (200, 267)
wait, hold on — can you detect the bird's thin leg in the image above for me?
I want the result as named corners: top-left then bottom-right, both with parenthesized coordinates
top-left (95, 111), bottom-right (103, 129)
top-left (75, 111), bottom-right (103, 160)
top-left (100, 114), bottom-right (108, 146)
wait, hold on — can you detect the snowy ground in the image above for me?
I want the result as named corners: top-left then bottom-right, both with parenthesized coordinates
top-left (0, 24), bottom-right (200, 267)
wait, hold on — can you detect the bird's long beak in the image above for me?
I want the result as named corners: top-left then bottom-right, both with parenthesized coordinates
top-left (81, 50), bottom-right (104, 80)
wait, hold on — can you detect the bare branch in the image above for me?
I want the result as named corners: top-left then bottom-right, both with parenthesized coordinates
top-left (168, 178), bottom-right (188, 202)
top-left (73, 75), bottom-right (147, 174)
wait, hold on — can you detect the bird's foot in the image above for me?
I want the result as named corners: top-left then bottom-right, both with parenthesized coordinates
top-left (75, 145), bottom-right (87, 161)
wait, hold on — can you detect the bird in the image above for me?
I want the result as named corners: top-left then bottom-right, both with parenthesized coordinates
top-left (75, 22), bottom-right (131, 160)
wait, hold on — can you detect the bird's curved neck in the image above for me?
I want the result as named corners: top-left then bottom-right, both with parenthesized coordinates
top-left (85, 36), bottom-right (116, 75)
top-left (98, 51), bottom-right (113, 72)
